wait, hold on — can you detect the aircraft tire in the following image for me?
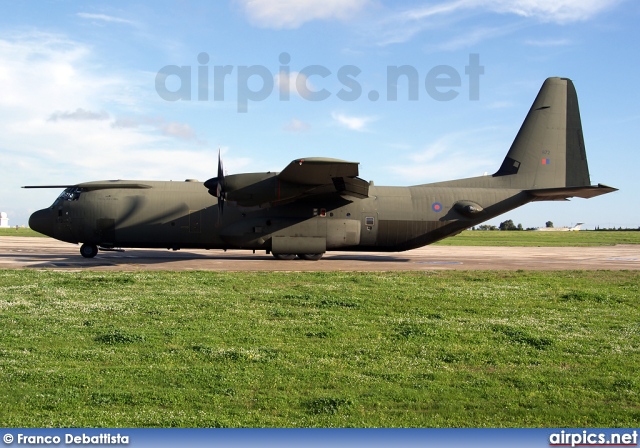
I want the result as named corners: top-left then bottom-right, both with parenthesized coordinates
top-left (273, 253), bottom-right (296, 260)
top-left (297, 253), bottom-right (324, 261)
top-left (80, 243), bottom-right (98, 258)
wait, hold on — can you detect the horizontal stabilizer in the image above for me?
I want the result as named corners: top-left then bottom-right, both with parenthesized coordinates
top-left (526, 184), bottom-right (617, 201)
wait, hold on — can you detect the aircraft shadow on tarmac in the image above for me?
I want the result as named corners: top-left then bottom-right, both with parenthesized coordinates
top-left (0, 252), bottom-right (116, 268)
top-left (1, 248), bottom-right (411, 268)
top-left (1, 248), bottom-right (206, 268)
top-left (324, 254), bottom-right (411, 262)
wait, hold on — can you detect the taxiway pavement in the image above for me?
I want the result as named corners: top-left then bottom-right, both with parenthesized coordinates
top-left (1, 237), bottom-right (638, 271)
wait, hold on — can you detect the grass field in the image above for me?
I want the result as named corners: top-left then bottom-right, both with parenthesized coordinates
top-left (1, 270), bottom-right (638, 427)
top-left (0, 228), bottom-right (46, 237)
top-left (433, 230), bottom-right (640, 246)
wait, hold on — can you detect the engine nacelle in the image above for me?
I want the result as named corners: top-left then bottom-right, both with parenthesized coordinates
top-left (205, 172), bottom-right (313, 207)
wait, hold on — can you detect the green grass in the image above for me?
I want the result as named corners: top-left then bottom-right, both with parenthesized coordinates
top-left (1, 270), bottom-right (638, 427)
top-left (434, 230), bottom-right (640, 246)
top-left (0, 228), bottom-right (46, 237)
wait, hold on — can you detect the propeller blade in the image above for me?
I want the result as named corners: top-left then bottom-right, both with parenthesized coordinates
top-left (204, 149), bottom-right (227, 222)
top-left (216, 149), bottom-right (225, 218)
top-left (217, 149), bottom-right (224, 183)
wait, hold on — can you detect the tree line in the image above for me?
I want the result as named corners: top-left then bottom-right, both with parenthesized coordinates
top-left (474, 221), bottom-right (639, 231)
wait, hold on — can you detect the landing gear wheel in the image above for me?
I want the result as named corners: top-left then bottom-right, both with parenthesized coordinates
top-left (80, 243), bottom-right (98, 258)
top-left (273, 253), bottom-right (296, 260)
top-left (297, 253), bottom-right (324, 261)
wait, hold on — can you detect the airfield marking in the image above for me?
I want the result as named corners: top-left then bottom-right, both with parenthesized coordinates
top-left (1, 237), bottom-right (639, 271)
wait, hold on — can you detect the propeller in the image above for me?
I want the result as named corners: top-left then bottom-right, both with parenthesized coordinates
top-left (216, 150), bottom-right (225, 216)
top-left (204, 149), bottom-right (226, 219)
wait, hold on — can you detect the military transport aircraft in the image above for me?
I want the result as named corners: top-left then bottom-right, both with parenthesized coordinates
top-left (26, 77), bottom-right (616, 260)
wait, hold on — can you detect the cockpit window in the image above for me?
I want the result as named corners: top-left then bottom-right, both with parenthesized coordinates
top-left (57, 187), bottom-right (84, 202)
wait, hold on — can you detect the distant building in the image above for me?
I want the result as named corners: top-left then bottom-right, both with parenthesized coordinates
top-left (0, 212), bottom-right (8, 228)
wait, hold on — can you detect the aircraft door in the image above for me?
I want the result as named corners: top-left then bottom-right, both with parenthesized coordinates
top-left (326, 219), bottom-right (361, 248)
top-left (360, 212), bottom-right (378, 246)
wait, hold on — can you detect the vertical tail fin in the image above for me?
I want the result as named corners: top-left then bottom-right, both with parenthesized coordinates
top-left (494, 77), bottom-right (590, 189)
top-left (421, 77), bottom-right (615, 199)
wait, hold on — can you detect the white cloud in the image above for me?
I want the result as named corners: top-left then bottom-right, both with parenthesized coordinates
top-left (275, 70), bottom-right (317, 100)
top-left (390, 130), bottom-right (501, 183)
top-left (237, 0), bottom-right (371, 28)
top-left (48, 108), bottom-right (110, 122)
top-left (373, 0), bottom-right (622, 45)
top-left (524, 38), bottom-right (572, 46)
top-left (487, 0), bottom-right (622, 22)
top-left (160, 122), bottom-right (197, 141)
top-left (0, 32), bottom-right (219, 225)
top-left (406, 0), bottom-right (620, 23)
top-left (283, 118), bottom-right (311, 132)
top-left (0, 32), bottom-right (138, 119)
top-left (331, 112), bottom-right (377, 132)
top-left (428, 24), bottom-right (518, 51)
top-left (76, 12), bottom-right (138, 27)
top-left (112, 116), bottom-right (200, 141)
top-left (275, 71), bottom-right (293, 96)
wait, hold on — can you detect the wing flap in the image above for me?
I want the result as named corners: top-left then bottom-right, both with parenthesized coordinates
top-left (332, 176), bottom-right (370, 199)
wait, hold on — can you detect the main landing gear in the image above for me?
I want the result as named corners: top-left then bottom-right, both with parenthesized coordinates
top-left (80, 243), bottom-right (98, 258)
top-left (272, 253), bottom-right (324, 261)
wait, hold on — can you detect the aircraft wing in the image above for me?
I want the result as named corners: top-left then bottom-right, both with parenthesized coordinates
top-left (23, 182), bottom-right (152, 190)
top-left (278, 158), bottom-right (359, 184)
top-left (218, 158), bottom-right (370, 207)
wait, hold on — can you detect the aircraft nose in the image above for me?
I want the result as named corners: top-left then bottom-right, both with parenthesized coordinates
top-left (29, 209), bottom-right (54, 237)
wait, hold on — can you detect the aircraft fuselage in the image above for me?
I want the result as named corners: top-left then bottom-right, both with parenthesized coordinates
top-left (29, 179), bottom-right (529, 254)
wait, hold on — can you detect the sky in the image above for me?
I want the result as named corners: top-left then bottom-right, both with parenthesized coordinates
top-left (1, 0), bottom-right (639, 229)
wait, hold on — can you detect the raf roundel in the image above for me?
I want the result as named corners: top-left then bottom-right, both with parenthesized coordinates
top-left (432, 202), bottom-right (443, 212)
